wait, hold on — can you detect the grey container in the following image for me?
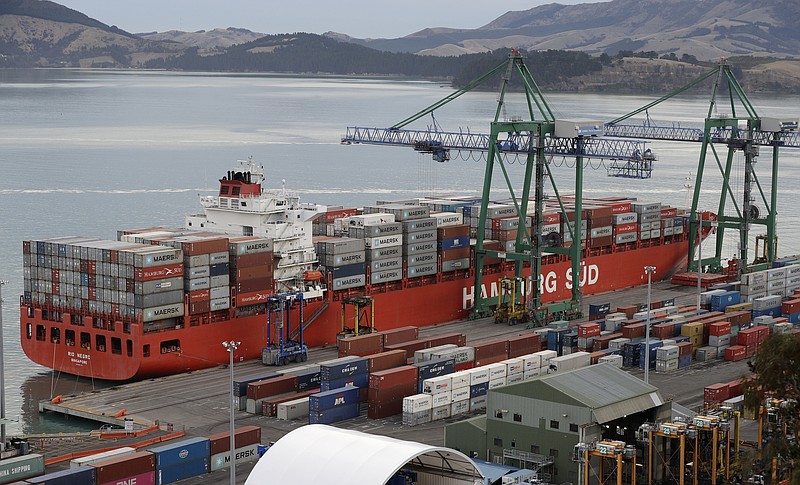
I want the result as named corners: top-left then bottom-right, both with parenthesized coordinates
top-left (186, 254), bottom-right (211, 267)
top-left (322, 251), bottom-right (365, 267)
top-left (369, 257), bottom-right (403, 272)
top-left (186, 265), bottom-right (210, 278)
top-left (406, 252), bottom-right (438, 266)
top-left (442, 258), bottom-right (470, 272)
top-left (349, 223), bottom-right (402, 238)
top-left (134, 289), bottom-right (183, 308)
top-left (332, 274), bottom-right (366, 290)
top-left (209, 251), bottom-right (230, 264)
top-left (655, 345), bottom-right (679, 360)
top-left (134, 276), bottom-right (184, 295)
top-left (371, 268), bottom-right (403, 284)
top-left (380, 204), bottom-right (431, 221)
top-left (141, 302), bottom-right (185, 322)
top-left (753, 294), bottom-right (782, 311)
top-left (210, 286), bottom-right (230, 299)
top-left (402, 218), bottom-right (437, 233)
top-left (210, 297), bottom-right (230, 311)
top-left (709, 334), bottom-right (731, 347)
top-left (132, 247), bottom-right (184, 268)
top-left (365, 246), bottom-right (403, 261)
top-left (405, 230), bottom-right (437, 244)
top-left (318, 237), bottom-right (365, 255)
top-left (403, 241), bottom-right (438, 255)
top-left (185, 276), bottom-right (211, 291)
top-left (364, 234), bottom-right (403, 249)
top-left (210, 274), bottom-right (230, 288)
top-left (695, 346), bottom-right (717, 362)
top-left (407, 263), bottom-right (438, 278)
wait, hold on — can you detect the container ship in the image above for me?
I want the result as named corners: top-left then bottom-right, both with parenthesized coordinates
top-left (20, 159), bottom-right (707, 380)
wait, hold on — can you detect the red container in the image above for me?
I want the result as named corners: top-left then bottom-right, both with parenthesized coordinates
top-left (178, 237), bottom-right (229, 256)
top-left (589, 236), bottom-right (614, 248)
top-left (507, 334), bottom-right (541, 358)
top-left (379, 326), bottom-right (419, 346)
top-left (233, 265), bottom-right (272, 281)
top-left (613, 223), bottom-right (638, 234)
top-left (236, 290), bottom-right (273, 306)
top-left (622, 323), bottom-right (646, 339)
top-left (781, 298), bottom-right (800, 315)
top-left (745, 342), bottom-right (760, 357)
top-left (437, 224), bottom-right (470, 239)
top-left (617, 306), bottom-right (638, 319)
top-left (188, 289), bottom-right (211, 302)
top-left (660, 207), bottom-right (678, 218)
top-left (709, 321), bottom-right (731, 337)
top-left (247, 375), bottom-right (297, 401)
top-left (262, 389), bottom-right (319, 417)
top-left (236, 276), bottom-right (274, 294)
top-left (455, 361), bottom-right (475, 371)
top-left (367, 350), bottom-right (407, 372)
top-left (652, 323), bottom-right (676, 340)
top-left (338, 332), bottom-right (384, 357)
top-left (542, 212), bottom-right (560, 225)
top-left (425, 333), bottom-right (467, 348)
top-left (724, 346), bottom-right (746, 362)
top-left (589, 350), bottom-right (609, 365)
top-left (473, 339), bottom-right (509, 361)
top-left (578, 323), bottom-right (601, 338)
top-left (439, 247), bottom-right (470, 261)
top-left (208, 426), bottom-right (262, 455)
top-left (189, 300), bottom-right (211, 315)
top-left (384, 339), bottom-right (430, 359)
top-left (230, 251), bottom-right (273, 268)
top-left (592, 333), bottom-right (622, 351)
top-left (92, 451), bottom-right (156, 484)
top-left (736, 328), bottom-right (759, 346)
top-left (133, 263), bottom-right (184, 282)
top-left (475, 354), bottom-right (508, 367)
top-left (727, 378), bottom-right (744, 397)
top-left (324, 208), bottom-right (359, 223)
top-left (369, 365), bottom-right (418, 389)
top-left (676, 341), bottom-right (693, 357)
top-left (368, 382), bottom-right (417, 404)
top-left (704, 382), bottom-right (730, 403)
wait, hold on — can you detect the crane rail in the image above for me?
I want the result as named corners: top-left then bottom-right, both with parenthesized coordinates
top-left (605, 124), bottom-right (800, 148)
top-left (342, 127), bottom-right (650, 161)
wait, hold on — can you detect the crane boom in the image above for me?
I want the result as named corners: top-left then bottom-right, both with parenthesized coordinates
top-left (605, 123), bottom-right (800, 147)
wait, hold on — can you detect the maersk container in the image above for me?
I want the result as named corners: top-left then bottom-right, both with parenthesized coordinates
top-left (186, 265), bottom-right (210, 278)
top-left (318, 237), bottom-right (365, 255)
top-left (441, 258), bottom-right (470, 272)
top-left (371, 268), bottom-right (403, 284)
top-left (319, 356), bottom-right (368, 380)
top-left (364, 234), bottom-right (403, 249)
top-left (320, 372), bottom-right (369, 391)
top-left (405, 230), bottom-right (437, 244)
top-left (310, 385), bottom-right (361, 412)
top-left (141, 302), bottom-right (184, 322)
top-left (350, 222), bottom-right (402, 238)
top-left (414, 344), bottom-right (458, 364)
top-left (25, 466), bottom-right (96, 485)
top-left (369, 257), bottom-right (402, 272)
top-left (134, 289), bottom-right (184, 309)
top-left (329, 262), bottom-right (366, 279)
top-left (0, 454), bottom-right (44, 483)
top-left (403, 241), bottom-right (437, 255)
top-left (407, 263), bottom-right (438, 278)
top-left (156, 458), bottom-right (209, 485)
top-left (323, 251), bottom-right (365, 267)
top-left (332, 274), bottom-right (366, 290)
top-left (402, 218), bottom-right (437, 233)
top-left (148, 436), bottom-right (210, 468)
top-left (403, 394), bottom-right (433, 413)
top-left (210, 444), bottom-right (260, 472)
top-left (548, 352), bottom-right (591, 373)
top-left (364, 245), bottom-right (402, 261)
top-left (405, 252), bottom-right (437, 266)
top-left (309, 402), bottom-right (360, 424)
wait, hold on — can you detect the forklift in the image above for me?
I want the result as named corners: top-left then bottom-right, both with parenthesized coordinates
top-left (495, 276), bottom-right (530, 325)
top-left (262, 292), bottom-right (308, 366)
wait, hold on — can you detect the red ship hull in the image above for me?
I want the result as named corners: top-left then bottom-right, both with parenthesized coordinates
top-left (20, 238), bottom-right (690, 381)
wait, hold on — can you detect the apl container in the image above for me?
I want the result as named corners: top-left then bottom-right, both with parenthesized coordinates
top-left (148, 437), bottom-right (210, 468)
top-left (309, 402), bottom-right (360, 424)
top-left (320, 372), bottom-right (369, 391)
top-left (310, 386), bottom-right (360, 411)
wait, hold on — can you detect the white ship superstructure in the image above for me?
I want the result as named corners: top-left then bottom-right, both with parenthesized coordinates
top-left (186, 159), bottom-right (325, 293)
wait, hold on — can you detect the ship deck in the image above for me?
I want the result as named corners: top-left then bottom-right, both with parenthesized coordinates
top-left (33, 281), bottom-right (756, 484)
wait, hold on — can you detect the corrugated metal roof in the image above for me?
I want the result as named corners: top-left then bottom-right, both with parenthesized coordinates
top-left (540, 364), bottom-right (663, 423)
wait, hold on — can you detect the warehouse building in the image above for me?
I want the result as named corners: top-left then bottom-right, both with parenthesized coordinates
top-left (445, 363), bottom-right (671, 484)
top-left (247, 424), bottom-right (485, 484)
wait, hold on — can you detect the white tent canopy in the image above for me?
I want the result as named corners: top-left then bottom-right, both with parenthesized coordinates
top-left (246, 424), bottom-right (485, 485)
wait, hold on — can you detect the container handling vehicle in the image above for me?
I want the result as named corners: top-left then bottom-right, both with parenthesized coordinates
top-left (262, 292), bottom-right (308, 366)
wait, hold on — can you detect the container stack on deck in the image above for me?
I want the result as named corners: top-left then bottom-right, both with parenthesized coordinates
top-left (316, 237), bottom-right (366, 291)
top-left (401, 216), bottom-right (438, 278)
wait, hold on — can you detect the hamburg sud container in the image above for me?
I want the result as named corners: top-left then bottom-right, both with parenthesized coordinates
top-left (91, 451), bottom-right (156, 485)
top-left (208, 425), bottom-right (261, 471)
top-left (0, 453), bottom-right (44, 483)
top-left (148, 437), bottom-right (210, 485)
top-left (23, 466), bottom-right (96, 485)
top-left (309, 386), bottom-right (360, 424)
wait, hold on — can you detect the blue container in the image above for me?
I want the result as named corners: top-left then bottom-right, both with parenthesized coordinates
top-left (290, 369), bottom-right (322, 391)
top-left (589, 303), bottom-right (610, 317)
top-left (673, 217), bottom-right (685, 226)
top-left (319, 356), bottom-right (369, 380)
top-left (309, 386), bottom-right (360, 412)
top-left (438, 236), bottom-right (469, 251)
top-left (679, 355), bottom-right (693, 368)
top-left (26, 466), bottom-right (95, 485)
top-left (710, 291), bottom-right (741, 312)
top-left (209, 262), bottom-right (230, 277)
top-left (157, 458), bottom-right (210, 485)
top-left (639, 339), bottom-right (663, 369)
top-left (234, 372), bottom-right (280, 397)
top-left (788, 312), bottom-right (800, 324)
top-left (309, 402), bottom-right (360, 424)
top-left (330, 263), bottom-right (367, 279)
top-left (414, 357), bottom-right (455, 381)
top-left (560, 331), bottom-right (578, 347)
top-left (547, 328), bottom-right (570, 343)
top-left (148, 437), bottom-right (210, 468)
top-left (257, 444), bottom-right (270, 457)
top-left (321, 373), bottom-right (369, 391)
top-left (752, 308), bottom-right (781, 318)
top-left (470, 382), bottom-right (489, 398)
top-left (673, 335), bottom-right (690, 343)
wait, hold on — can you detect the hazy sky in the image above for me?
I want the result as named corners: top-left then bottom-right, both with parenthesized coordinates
top-left (55, 0), bottom-right (587, 38)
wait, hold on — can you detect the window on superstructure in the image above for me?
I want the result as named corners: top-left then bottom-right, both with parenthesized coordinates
top-left (126, 340), bottom-right (133, 357)
top-left (36, 325), bottom-right (46, 341)
top-left (111, 337), bottom-right (122, 355)
top-left (243, 226), bottom-right (254, 236)
top-left (26, 323), bottom-right (32, 340)
top-left (96, 334), bottom-right (106, 352)
top-left (80, 332), bottom-right (91, 349)
top-left (50, 328), bottom-right (60, 344)
top-left (123, 322), bottom-right (131, 334)
top-left (220, 186), bottom-right (229, 195)
top-left (143, 344), bottom-right (150, 358)
top-left (65, 329), bottom-right (76, 347)
top-left (70, 314), bottom-right (82, 325)
top-left (232, 186), bottom-right (240, 196)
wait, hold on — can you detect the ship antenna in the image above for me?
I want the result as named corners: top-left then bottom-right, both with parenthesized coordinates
top-left (282, 179), bottom-right (286, 195)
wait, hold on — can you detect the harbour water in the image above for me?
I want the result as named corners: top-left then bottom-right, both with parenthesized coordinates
top-left (0, 69), bottom-right (798, 435)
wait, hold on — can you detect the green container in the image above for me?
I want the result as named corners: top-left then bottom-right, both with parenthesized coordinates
top-left (0, 453), bottom-right (45, 483)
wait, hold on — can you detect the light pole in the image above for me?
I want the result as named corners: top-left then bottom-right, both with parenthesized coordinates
top-left (643, 266), bottom-right (656, 384)
top-left (0, 280), bottom-right (7, 451)
top-left (222, 340), bottom-right (240, 485)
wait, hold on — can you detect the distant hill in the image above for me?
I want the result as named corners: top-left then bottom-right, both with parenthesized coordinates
top-left (333, 0), bottom-right (800, 61)
top-left (139, 27), bottom-right (266, 49)
top-left (0, 0), bottom-right (187, 67)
